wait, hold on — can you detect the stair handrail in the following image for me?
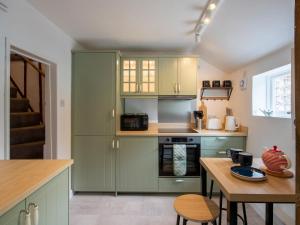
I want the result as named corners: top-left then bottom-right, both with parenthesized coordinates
top-left (11, 54), bottom-right (45, 77)
top-left (10, 76), bottom-right (34, 112)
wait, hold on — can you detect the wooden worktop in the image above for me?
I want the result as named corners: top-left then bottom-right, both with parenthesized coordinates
top-left (0, 160), bottom-right (73, 216)
top-left (116, 123), bottom-right (248, 137)
top-left (200, 158), bottom-right (296, 203)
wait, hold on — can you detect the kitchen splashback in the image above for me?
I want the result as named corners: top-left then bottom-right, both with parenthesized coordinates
top-left (158, 99), bottom-right (197, 123)
top-left (124, 99), bottom-right (158, 122)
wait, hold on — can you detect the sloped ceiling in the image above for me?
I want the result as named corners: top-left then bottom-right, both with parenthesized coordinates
top-left (27, 0), bottom-right (294, 72)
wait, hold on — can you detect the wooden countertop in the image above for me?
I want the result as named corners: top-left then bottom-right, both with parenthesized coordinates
top-left (200, 158), bottom-right (296, 203)
top-left (116, 123), bottom-right (248, 137)
top-left (0, 160), bottom-right (73, 216)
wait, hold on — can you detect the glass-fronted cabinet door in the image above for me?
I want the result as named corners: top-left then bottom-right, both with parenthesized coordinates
top-left (121, 58), bottom-right (138, 95)
top-left (121, 57), bottom-right (158, 96)
top-left (140, 58), bottom-right (158, 95)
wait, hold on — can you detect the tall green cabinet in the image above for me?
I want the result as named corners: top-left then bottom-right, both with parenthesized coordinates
top-left (72, 51), bottom-right (119, 192)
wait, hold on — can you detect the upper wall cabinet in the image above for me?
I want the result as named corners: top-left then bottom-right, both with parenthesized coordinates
top-left (121, 57), bottom-right (158, 96)
top-left (159, 57), bottom-right (198, 96)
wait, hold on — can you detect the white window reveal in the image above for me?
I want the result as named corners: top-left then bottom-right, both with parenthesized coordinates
top-left (252, 64), bottom-right (291, 118)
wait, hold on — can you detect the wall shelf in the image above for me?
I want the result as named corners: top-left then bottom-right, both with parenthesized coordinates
top-left (200, 87), bottom-right (233, 100)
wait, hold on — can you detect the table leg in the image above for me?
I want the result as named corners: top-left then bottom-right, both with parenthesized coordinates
top-left (201, 164), bottom-right (207, 196)
top-left (227, 200), bottom-right (238, 225)
top-left (266, 203), bottom-right (273, 225)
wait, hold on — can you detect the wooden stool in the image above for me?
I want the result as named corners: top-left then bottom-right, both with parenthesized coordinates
top-left (174, 194), bottom-right (219, 225)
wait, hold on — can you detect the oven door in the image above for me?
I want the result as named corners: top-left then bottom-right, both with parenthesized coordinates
top-left (159, 143), bottom-right (201, 177)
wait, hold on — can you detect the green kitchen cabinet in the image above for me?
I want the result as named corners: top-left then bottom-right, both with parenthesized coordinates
top-left (0, 201), bottom-right (25, 225)
top-left (158, 58), bottom-right (178, 95)
top-left (72, 52), bottom-right (117, 135)
top-left (178, 58), bottom-right (198, 96)
top-left (0, 169), bottom-right (69, 225)
top-left (121, 57), bottom-right (158, 96)
top-left (26, 169), bottom-right (69, 225)
top-left (72, 135), bottom-right (115, 192)
top-left (116, 137), bottom-right (158, 192)
top-left (158, 57), bottom-right (198, 96)
top-left (201, 136), bottom-right (246, 158)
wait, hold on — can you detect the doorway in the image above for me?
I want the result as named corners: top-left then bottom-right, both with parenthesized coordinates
top-left (8, 47), bottom-right (55, 159)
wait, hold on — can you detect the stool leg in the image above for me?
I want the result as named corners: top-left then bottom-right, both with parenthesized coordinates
top-left (209, 180), bottom-right (214, 199)
top-left (176, 215), bottom-right (180, 225)
top-left (218, 191), bottom-right (223, 225)
top-left (183, 218), bottom-right (187, 225)
top-left (242, 203), bottom-right (248, 225)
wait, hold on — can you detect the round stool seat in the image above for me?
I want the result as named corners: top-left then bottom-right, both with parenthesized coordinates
top-left (174, 194), bottom-right (219, 223)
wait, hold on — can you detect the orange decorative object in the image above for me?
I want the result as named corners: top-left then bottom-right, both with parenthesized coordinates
top-left (262, 146), bottom-right (291, 173)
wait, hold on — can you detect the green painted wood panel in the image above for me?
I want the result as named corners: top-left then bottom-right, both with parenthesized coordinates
top-left (158, 58), bottom-right (178, 95)
top-left (0, 200), bottom-right (25, 225)
top-left (72, 52), bottom-right (116, 135)
top-left (201, 136), bottom-right (246, 150)
top-left (117, 137), bottom-right (158, 192)
top-left (178, 58), bottom-right (197, 96)
top-left (72, 136), bottom-right (115, 192)
top-left (26, 169), bottom-right (69, 225)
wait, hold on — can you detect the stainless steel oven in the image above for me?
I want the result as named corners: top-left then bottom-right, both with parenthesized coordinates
top-left (159, 136), bottom-right (201, 177)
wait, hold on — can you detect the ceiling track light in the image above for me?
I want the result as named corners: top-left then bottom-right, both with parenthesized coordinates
top-left (194, 0), bottom-right (223, 43)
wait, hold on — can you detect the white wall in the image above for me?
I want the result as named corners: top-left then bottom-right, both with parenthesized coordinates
top-left (197, 59), bottom-right (230, 124)
top-left (228, 45), bottom-right (295, 224)
top-left (0, 0), bottom-right (82, 159)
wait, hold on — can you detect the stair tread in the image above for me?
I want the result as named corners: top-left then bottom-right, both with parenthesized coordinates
top-left (11, 141), bottom-right (45, 147)
top-left (11, 112), bottom-right (40, 115)
top-left (10, 98), bottom-right (29, 100)
top-left (11, 125), bottom-right (45, 131)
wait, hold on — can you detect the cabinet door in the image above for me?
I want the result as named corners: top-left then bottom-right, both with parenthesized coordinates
top-left (26, 169), bottom-right (69, 225)
top-left (0, 201), bottom-right (25, 225)
top-left (158, 58), bottom-right (178, 95)
top-left (178, 58), bottom-right (198, 96)
top-left (72, 136), bottom-right (115, 192)
top-left (139, 58), bottom-right (158, 95)
top-left (117, 137), bottom-right (158, 192)
top-left (72, 52), bottom-right (116, 135)
top-left (121, 58), bottom-right (139, 95)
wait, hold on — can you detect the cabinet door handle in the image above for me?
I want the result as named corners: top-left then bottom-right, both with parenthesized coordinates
top-left (178, 84), bottom-right (181, 93)
top-left (136, 83), bottom-right (139, 93)
top-left (216, 137), bottom-right (228, 140)
top-left (19, 210), bottom-right (31, 225)
top-left (112, 109), bottom-right (115, 118)
top-left (28, 203), bottom-right (38, 225)
top-left (139, 84), bottom-right (142, 93)
top-left (112, 140), bottom-right (115, 149)
top-left (218, 151), bottom-right (226, 154)
top-left (174, 83), bottom-right (177, 93)
top-left (116, 140), bottom-right (119, 149)
top-left (175, 179), bottom-right (184, 183)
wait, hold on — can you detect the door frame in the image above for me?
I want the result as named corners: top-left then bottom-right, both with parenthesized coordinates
top-left (5, 44), bottom-right (57, 159)
top-left (295, 0), bottom-right (299, 223)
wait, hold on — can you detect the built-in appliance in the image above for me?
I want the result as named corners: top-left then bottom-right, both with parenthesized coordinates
top-left (159, 136), bottom-right (201, 177)
top-left (120, 113), bottom-right (148, 131)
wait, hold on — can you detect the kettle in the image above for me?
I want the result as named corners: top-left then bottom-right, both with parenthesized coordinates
top-left (225, 116), bottom-right (239, 131)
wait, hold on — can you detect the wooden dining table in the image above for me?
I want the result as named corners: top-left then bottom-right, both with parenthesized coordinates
top-left (199, 158), bottom-right (296, 225)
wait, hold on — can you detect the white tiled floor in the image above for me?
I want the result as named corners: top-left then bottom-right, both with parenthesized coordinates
top-left (70, 193), bottom-right (283, 225)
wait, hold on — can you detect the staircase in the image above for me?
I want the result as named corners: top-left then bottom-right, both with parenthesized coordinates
top-left (10, 86), bottom-right (45, 159)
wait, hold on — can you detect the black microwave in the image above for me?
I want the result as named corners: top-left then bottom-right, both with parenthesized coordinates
top-left (121, 114), bottom-right (149, 131)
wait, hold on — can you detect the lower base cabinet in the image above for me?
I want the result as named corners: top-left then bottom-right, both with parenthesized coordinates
top-left (72, 135), bottom-right (115, 192)
top-left (117, 137), bottom-right (158, 192)
top-left (0, 169), bottom-right (69, 225)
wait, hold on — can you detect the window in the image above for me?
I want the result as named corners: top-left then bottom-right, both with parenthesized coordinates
top-left (252, 64), bottom-right (291, 118)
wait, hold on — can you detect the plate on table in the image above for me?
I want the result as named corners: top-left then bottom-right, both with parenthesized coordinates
top-left (231, 166), bottom-right (267, 182)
